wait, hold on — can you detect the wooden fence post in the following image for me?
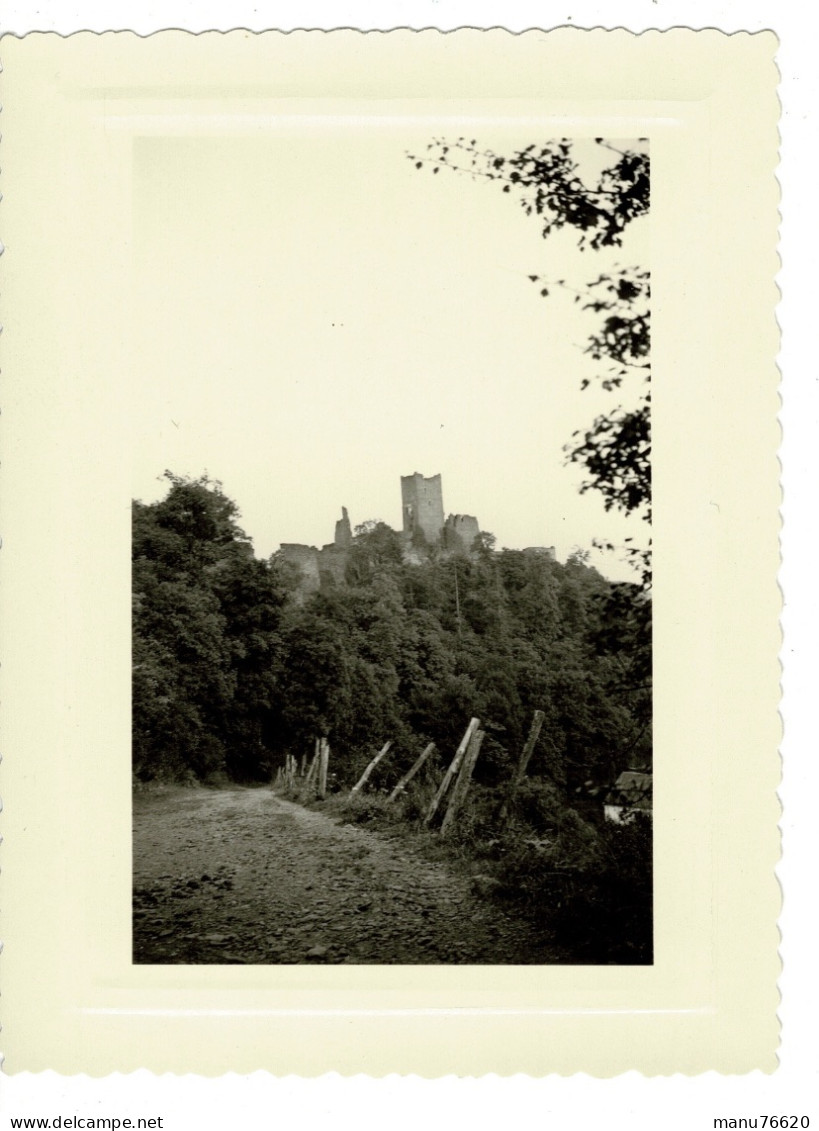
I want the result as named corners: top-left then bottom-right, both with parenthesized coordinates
top-left (388, 743), bottom-right (436, 802)
top-left (500, 709), bottom-right (545, 819)
top-left (440, 728), bottom-right (485, 837)
top-left (318, 738), bottom-right (329, 799)
top-left (305, 750), bottom-right (319, 789)
top-left (425, 717), bottom-right (480, 826)
top-left (350, 741), bottom-right (393, 795)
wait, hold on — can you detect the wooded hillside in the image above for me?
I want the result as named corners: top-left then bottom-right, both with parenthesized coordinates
top-left (133, 471), bottom-right (652, 962)
top-left (133, 472), bottom-right (651, 796)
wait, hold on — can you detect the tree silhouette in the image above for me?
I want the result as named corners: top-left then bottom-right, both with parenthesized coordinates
top-left (409, 137), bottom-right (651, 586)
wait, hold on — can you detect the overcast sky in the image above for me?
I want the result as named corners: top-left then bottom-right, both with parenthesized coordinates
top-left (131, 126), bottom-right (649, 580)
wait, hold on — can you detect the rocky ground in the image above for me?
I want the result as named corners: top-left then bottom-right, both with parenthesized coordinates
top-left (133, 784), bottom-right (567, 964)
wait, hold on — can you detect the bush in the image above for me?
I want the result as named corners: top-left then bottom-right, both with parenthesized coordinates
top-left (494, 795), bottom-right (652, 963)
top-left (324, 790), bottom-right (421, 833)
top-left (433, 783), bottom-right (505, 850)
top-left (338, 792), bottom-right (394, 825)
top-left (509, 778), bottom-right (566, 833)
top-left (394, 779), bottom-right (437, 825)
top-left (585, 814), bottom-right (653, 962)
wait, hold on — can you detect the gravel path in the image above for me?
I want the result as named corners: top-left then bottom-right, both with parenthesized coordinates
top-left (133, 785), bottom-right (565, 965)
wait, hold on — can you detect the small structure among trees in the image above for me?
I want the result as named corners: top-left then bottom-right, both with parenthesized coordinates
top-left (603, 771), bottom-right (652, 824)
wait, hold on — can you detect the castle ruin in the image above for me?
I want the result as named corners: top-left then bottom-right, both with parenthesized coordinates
top-left (401, 472), bottom-right (483, 554)
top-left (279, 504), bottom-right (354, 596)
top-left (401, 472), bottom-right (446, 545)
top-left (278, 472), bottom-right (483, 594)
top-left (444, 513), bottom-right (481, 554)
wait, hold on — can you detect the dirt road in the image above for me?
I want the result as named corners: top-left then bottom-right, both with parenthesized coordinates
top-left (133, 785), bottom-right (565, 964)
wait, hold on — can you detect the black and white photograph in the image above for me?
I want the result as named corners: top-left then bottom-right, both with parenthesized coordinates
top-left (130, 126), bottom-right (652, 966)
top-left (2, 22), bottom-right (784, 1085)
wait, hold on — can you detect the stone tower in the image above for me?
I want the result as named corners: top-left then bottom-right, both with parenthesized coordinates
top-left (334, 506), bottom-right (352, 548)
top-left (401, 472), bottom-right (445, 544)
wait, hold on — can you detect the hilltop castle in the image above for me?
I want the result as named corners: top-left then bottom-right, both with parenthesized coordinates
top-left (279, 472), bottom-right (482, 594)
top-left (278, 472), bottom-right (556, 595)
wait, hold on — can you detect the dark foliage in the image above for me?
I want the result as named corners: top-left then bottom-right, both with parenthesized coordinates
top-left (133, 477), bottom-right (652, 962)
top-left (264, 520), bottom-right (652, 798)
top-left (409, 138), bottom-right (649, 251)
top-left (132, 472), bottom-right (287, 782)
top-left (134, 476), bottom-right (651, 791)
top-left (550, 815), bottom-right (653, 963)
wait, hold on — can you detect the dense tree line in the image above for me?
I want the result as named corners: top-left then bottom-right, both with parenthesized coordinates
top-left (133, 474), bottom-right (652, 961)
top-left (132, 473), bottom-right (288, 783)
top-left (133, 474), bottom-right (651, 798)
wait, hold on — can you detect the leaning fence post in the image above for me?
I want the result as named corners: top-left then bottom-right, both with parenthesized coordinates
top-left (350, 741), bottom-right (393, 795)
top-left (500, 709), bottom-right (545, 819)
top-left (388, 743), bottom-right (436, 802)
top-left (305, 749), bottom-right (319, 789)
top-left (440, 727), bottom-right (484, 837)
top-left (318, 737), bottom-right (329, 799)
top-left (425, 718), bottom-right (479, 826)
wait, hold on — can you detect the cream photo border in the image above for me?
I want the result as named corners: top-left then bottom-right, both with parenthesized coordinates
top-left (0, 28), bottom-right (780, 1075)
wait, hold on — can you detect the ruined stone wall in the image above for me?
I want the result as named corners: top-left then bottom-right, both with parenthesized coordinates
top-left (401, 472), bottom-right (445, 544)
top-left (522, 545), bottom-right (557, 561)
top-left (318, 544), bottom-right (349, 586)
top-left (279, 508), bottom-right (352, 595)
top-left (279, 543), bottom-right (321, 593)
top-left (444, 513), bottom-right (480, 554)
top-left (279, 542), bottom-right (349, 593)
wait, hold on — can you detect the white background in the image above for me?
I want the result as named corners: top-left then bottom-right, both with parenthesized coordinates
top-left (1, 0), bottom-right (815, 1126)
